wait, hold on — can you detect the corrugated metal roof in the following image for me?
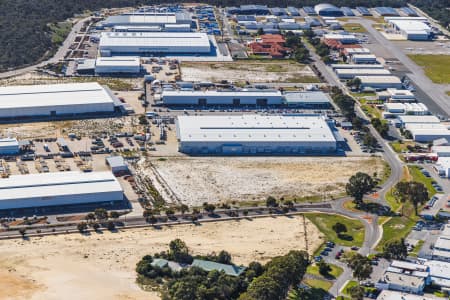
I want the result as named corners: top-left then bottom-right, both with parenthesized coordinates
top-left (0, 138), bottom-right (19, 148)
top-left (284, 92), bottom-right (331, 103)
top-left (0, 171), bottom-right (122, 201)
top-left (96, 56), bottom-right (140, 67)
top-left (99, 32), bottom-right (210, 48)
top-left (177, 115), bottom-right (336, 143)
top-left (0, 83), bottom-right (115, 109)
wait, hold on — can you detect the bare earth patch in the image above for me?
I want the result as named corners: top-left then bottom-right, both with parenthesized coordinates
top-left (143, 156), bottom-right (385, 206)
top-left (180, 61), bottom-right (317, 83)
top-left (0, 216), bottom-right (321, 300)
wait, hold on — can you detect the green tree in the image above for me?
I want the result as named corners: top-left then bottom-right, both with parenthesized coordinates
top-left (92, 222), bottom-right (100, 231)
top-left (394, 181), bottom-right (429, 215)
top-left (179, 204), bottom-right (189, 215)
top-left (217, 250), bottom-right (232, 264)
top-left (347, 253), bottom-right (373, 281)
top-left (203, 202), bottom-right (216, 215)
top-left (18, 228), bottom-right (26, 237)
top-left (85, 212), bottom-right (96, 222)
top-left (242, 250), bottom-right (309, 300)
top-left (107, 221), bottom-right (115, 231)
top-left (266, 196), bottom-right (278, 207)
top-left (332, 222), bottom-right (347, 236)
top-left (169, 239), bottom-right (193, 264)
top-left (165, 208), bottom-right (175, 217)
top-left (318, 260), bottom-right (332, 277)
top-left (383, 238), bottom-right (408, 260)
top-left (94, 208), bottom-right (108, 221)
top-left (109, 211), bottom-right (120, 219)
top-left (346, 172), bottom-right (375, 204)
top-left (77, 222), bottom-right (88, 233)
top-left (348, 284), bottom-right (365, 300)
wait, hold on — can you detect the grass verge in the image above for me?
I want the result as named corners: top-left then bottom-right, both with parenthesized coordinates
top-left (408, 54), bottom-right (450, 84)
top-left (303, 278), bottom-right (333, 290)
top-left (307, 263), bottom-right (344, 280)
top-left (305, 213), bottom-right (365, 247)
top-left (408, 165), bottom-right (437, 196)
top-left (409, 240), bottom-right (425, 257)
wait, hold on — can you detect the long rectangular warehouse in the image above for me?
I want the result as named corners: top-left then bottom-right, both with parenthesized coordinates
top-left (0, 83), bottom-right (117, 119)
top-left (331, 64), bottom-right (384, 70)
top-left (99, 32), bottom-right (211, 56)
top-left (102, 12), bottom-right (192, 27)
top-left (95, 56), bottom-right (141, 74)
top-left (176, 115), bottom-right (338, 155)
top-left (0, 171), bottom-right (124, 210)
top-left (357, 76), bottom-right (403, 90)
top-left (161, 90), bottom-right (283, 106)
top-left (336, 68), bottom-right (391, 79)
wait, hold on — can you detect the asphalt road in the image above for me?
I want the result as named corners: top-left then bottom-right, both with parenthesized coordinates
top-left (358, 18), bottom-right (450, 117)
top-left (305, 36), bottom-right (406, 297)
top-left (0, 16), bottom-right (91, 79)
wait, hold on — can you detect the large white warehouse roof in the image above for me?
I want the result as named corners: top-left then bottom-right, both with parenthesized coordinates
top-left (0, 171), bottom-right (123, 209)
top-left (356, 76), bottom-right (402, 84)
top-left (177, 114), bottom-right (336, 143)
top-left (0, 82), bottom-right (115, 110)
top-left (99, 32), bottom-right (211, 53)
top-left (95, 56), bottom-right (140, 67)
top-left (390, 19), bottom-right (431, 33)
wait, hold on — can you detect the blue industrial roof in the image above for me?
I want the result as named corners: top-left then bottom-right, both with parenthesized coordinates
top-left (375, 7), bottom-right (399, 16)
top-left (236, 15), bottom-right (256, 22)
top-left (341, 7), bottom-right (355, 16)
top-left (401, 7), bottom-right (418, 16)
top-left (356, 7), bottom-right (371, 16)
top-left (270, 7), bottom-right (287, 16)
top-left (303, 6), bottom-right (317, 15)
top-left (287, 7), bottom-right (300, 16)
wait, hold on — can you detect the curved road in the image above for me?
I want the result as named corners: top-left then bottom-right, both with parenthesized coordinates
top-left (0, 16), bottom-right (91, 79)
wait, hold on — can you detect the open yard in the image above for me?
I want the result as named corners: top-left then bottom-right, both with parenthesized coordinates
top-left (408, 54), bottom-right (450, 84)
top-left (180, 61), bottom-right (319, 83)
top-left (0, 216), bottom-right (321, 300)
top-left (141, 156), bottom-right (386, 206)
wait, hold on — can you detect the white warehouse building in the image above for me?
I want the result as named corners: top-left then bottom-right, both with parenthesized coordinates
top-left (0, 171), bottom-right (124, 210)
top-left (388, 19), bottom-right (432, 40)
top-left (0, 138), bottom-right (19, 155)
top-left (357, 76), bottom-right (403, 90)
top-left (161, 90), bottom-right (283, 106)
top-left (335, 68), bottom-right (391, 79)
top-left (99, 32), bottom-right (211, 56)
top-left (0, 83), bottom-right (118, 119)
top-left (176, 115), bottom-right (340, 155)
top-left (102, 12), bottom-right (193, 28)
top-left (95, 56), bottom-right (141, 74)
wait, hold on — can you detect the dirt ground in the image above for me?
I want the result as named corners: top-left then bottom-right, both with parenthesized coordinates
top-left (0, 216), bottom-right (321, 300)
top-left (141, 156), bottom-right (385, 206)
top-left (180, 61), bottom-right (317, 83)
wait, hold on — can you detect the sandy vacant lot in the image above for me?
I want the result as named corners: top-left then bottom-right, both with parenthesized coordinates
top-left (0, 216), bottom-right (320, 300)
top-left (144, 156), bottom-right (385, 206)
top-left (180, 61), bottom-right (317, 83)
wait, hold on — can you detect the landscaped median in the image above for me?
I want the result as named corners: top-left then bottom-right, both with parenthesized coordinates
top-left (376, 165), bottom-right (437, 251)
top-left (305, 213), bottom-right (365, 247)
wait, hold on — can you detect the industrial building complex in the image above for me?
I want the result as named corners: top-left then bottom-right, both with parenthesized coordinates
top-left (101, 12), bottom-right (193, 30)
top-left (99, 32), bottom-right (211, 56)
top-left (0, 83), bottom-right (119, 119)
top-left (0, 171), bottom-right (124, 210)
top-left (159, 90), bottom-right (332, 108)
top-left (176, 114), bottom-right (341, 155)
